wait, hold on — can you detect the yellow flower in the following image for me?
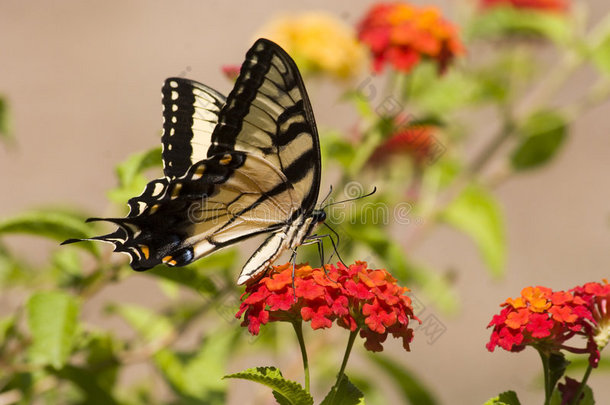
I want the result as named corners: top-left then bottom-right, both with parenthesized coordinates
top-left (255, 12), bottom-right (366, 80)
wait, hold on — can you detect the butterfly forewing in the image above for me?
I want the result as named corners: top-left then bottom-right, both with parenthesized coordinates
top-left (209, 39), bottom-right (321, 214)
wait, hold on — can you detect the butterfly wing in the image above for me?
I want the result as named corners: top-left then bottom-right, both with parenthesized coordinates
top-left (209, 38), bottom-right (321, 214)
top-left (64, 39), bottom-right (321, 283)
top-left (161, 78), bottom-right (226, 179)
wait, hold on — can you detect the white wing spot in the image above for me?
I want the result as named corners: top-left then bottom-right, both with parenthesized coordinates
top-left (171, 91), bottom-right (179, 100)
top-left (171, 116), bottom-right (177, 123)
top-left (172, 104), bottom-right (178, 112)
top-left (170, 128), bottom-right (175, 136)
top-left (152, 182), bottom-right (165, 197)
top-left (169, 81), bottom-right (178, 88)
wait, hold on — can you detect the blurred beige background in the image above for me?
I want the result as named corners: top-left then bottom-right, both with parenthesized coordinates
top-left (1, 1), bottom-right (610, 404)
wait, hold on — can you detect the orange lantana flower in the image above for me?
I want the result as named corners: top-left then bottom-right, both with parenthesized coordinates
top-left (357, 2), bottom-right (464, 74)
top-left (236, 262), bottom-right (420, 352)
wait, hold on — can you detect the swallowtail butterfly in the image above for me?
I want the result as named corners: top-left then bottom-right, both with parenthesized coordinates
top-left (64, 38), bottom-right (327, 284)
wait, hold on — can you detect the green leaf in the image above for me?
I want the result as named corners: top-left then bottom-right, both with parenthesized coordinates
top-left (368, 354), bottom-right (438, 405)
top-left (224, 366), bottom-right (313, 405)
top-left (51, 365), bottom-right (120, 405)
top-left (468, 7), bottom-right (571, 44)
top-left (27, 291), bottom-right (80, 369)
top-left (153, 327), bottom-right (236, 403)
top-left (107, 303), bottom-right (172, 342)
top-left (145, 249), bottom-right (237, 295)
top-left (0, 209), bottom-right (100, 256)
top-left (0, 315), bottom-right (15, 353)
top-left (0, 96), bottom-right (12, 142)
top-left (116, 147), bottom-right (162, 188)
top-left (591, 33), bottom-right (610, 76)
top-left (484, 390), bottom-right (521, 405)
top-left (442, 184), bottom-right (506, 277)
top-left (108, 147), bottom-right (162, 205)
top-left (343, 89), bottom-right (375, 122)
top-left (320, 375), bottom-right (365, 405)
top-left (511, 110), bottom-right (568, 171)
top-left (408, 63), bottom-right (479, 115)
top-left (320, 129), bottom-right (356, 172)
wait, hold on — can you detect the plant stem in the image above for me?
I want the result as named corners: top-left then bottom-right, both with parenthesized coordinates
top-left (337, 328), bottom-right (359, 387)
top-left (568, 362), bottom-right (594, 405)
top-left (292, 321), bottom-right (310, 393)
top-left (468, 118), bottom-right (515, 175)
top-left (539, 350), bottom-right (552, 405)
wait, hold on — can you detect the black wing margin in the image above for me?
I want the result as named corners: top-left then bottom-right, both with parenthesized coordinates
top-left (208, 38), bottom-right (322, 214)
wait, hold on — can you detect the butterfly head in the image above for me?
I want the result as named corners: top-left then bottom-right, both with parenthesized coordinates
top-left (311, 209), bottom-right (326, 224)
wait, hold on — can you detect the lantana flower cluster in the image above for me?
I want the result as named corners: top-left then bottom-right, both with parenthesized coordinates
top-left (371, 123), bottom-right (438, 165)
top-left (236, 262), bottom-right (420, 352)
top-left (480, 0), bottom-right (569, 13)
top-left (487, 281), bottom-right (610, 366)
top-left (357, 2), bottom-right (464, 74)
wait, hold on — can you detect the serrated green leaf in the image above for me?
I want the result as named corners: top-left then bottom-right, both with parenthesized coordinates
top-left (27, 291), bottom-right (80, 369)
top-left (484, 390), bottom-right (521, 405)
top-left (107, 303), bottom-right (172, 342)
top-left (511, 110), bottom-right (568, 171)
top-left (468, 7), bottom-right (570, 44)
top-left (0, 209), bottom-right (100, 256)
top-left (224, 366), bottom-right (313, 405)
top-left (442, 185), bottom-right (506, 277)
top-left (368, 354), bottom-right (438, 405)
top-left (320, 375), bottom-right (365, 405)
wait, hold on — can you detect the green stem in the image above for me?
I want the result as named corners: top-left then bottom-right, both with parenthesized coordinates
top-left (292, 321), bottom-right (310, 393)
top-left (539, 350), bottom-right (552, 405)
top-left (568, 363), bottom-right (594, 405)
top-left (336, 328), bottom-right (360, 388)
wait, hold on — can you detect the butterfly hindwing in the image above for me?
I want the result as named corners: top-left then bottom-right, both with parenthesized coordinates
top-left (86, 151), bottom-right (300, 270)
top-left (162, 78), bottom-right (226, 179)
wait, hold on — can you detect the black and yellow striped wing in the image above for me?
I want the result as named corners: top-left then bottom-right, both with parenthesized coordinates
top-left (64, 38), bottom-right (322, 283)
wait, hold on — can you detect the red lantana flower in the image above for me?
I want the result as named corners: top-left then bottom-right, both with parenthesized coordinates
top-left (570, 280), bottom-right (610, 352)
top-left (370, 123), bottom-right (440, 165)
top-left (480, 0), bottom-right (569, 13)
top-left (486, 285), bottom-right (601, 366)
top-left (236, 262), bottom-right (420, 352)
top-left (357, 2), bottom-right (464, 74)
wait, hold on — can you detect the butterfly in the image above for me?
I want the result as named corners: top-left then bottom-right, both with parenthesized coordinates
top-left (63, 38), bottom-right (329, 285)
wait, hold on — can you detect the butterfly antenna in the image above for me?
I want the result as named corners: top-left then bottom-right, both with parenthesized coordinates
top-left (319, 185), bottom-right (333, 206)
top-left (322, 186), bottom-right (377, 210)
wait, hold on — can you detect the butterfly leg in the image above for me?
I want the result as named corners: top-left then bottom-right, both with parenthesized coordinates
top-left (300, 236), bottom-right (325, 269)
top-left (290, 248), bottom-right (297, 301)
